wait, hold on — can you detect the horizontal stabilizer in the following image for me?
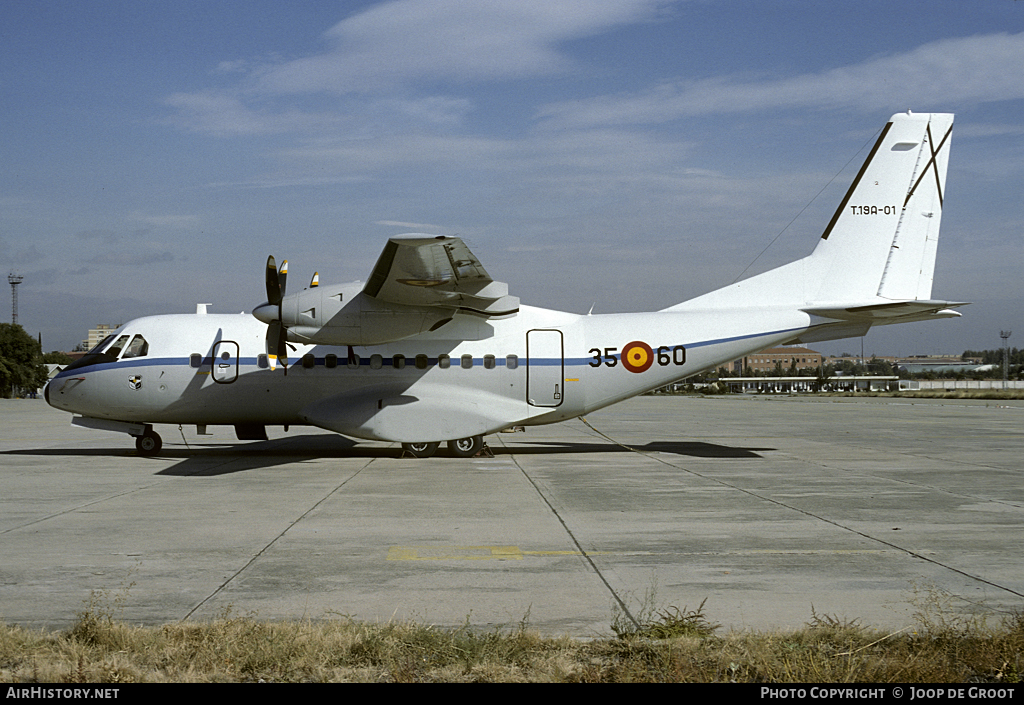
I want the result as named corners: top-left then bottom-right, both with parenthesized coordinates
top-left (804, 299), bottom-right (968, 322)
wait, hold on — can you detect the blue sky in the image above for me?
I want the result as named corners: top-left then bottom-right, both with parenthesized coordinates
top-left (2, 0), bottom-right (1022, 357)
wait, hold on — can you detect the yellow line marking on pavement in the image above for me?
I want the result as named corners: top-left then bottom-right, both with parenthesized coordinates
top-left (386, 546), bottom-right (906, 561)
top-left (387, 545), bottom-right (606, 561)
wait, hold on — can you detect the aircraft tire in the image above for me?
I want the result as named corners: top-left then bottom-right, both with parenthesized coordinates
top-left (402, 441), bottom-right (439, 458)
top-left (448, 435), bottom-right (483, 458)
top-left (135, 430), bottom-right (162, 455)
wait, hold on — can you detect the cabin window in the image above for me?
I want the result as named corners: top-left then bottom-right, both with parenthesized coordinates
top-left (122, 335), bottom-right (149, 359)
top-left (438, 354), bottom-right (450, 369)
top-left (190, 353), bottom-right (203, 368)
top-left (370, 354), bottom-right (383, 370)
top-left (506, 354), bottom-right (518, 370)
top-left (483, 354), bottom-right (495, 369)
top-left (302, 353), bottom-right (315, 369)
top-left (325, 354), bottom-right (337, 369)
top-left (393, 354), bottom-right (406, 369)
top-left (257, 354), bottom-right (268, 369)
top-left (415, 354), bottom-right (429, 370)
top-left (347, 353), bottom-right (360, 369)
top-left (461, 354), bottom-right (473, 369)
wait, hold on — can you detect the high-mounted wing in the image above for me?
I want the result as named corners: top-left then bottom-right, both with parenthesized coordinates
top-left (363, 236), bottom-right (519, 317)
top-left (253, 235), bottom-right (519, 348)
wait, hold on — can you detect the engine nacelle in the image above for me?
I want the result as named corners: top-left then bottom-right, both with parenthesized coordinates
top-left (279, 284), bottom-right (453, 346)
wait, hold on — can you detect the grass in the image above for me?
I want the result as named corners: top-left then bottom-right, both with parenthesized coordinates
top-left (2, 597), bottom-right (1022, 682)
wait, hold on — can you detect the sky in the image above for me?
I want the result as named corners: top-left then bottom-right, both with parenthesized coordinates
top-left (2, 0), bottom-right (1022, 357)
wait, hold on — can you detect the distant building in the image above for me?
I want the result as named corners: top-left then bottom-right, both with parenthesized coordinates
top-left (824, 354), bottom-right (898, 368)
top-left (724, 375), bottom-right (899, 394)
top-left (83, 324), bottom-right (116, 352)
top-left (896, 355), bottom-right (985, 374)
top-left (724, 346), bottom-right (824, 374)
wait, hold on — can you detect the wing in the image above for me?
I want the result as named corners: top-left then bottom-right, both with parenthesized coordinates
top-left (363, 236), bottom-right (519, 317)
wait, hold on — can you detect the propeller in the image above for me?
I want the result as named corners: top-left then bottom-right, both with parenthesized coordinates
top-left (261, 256), bottom-right (289, 372)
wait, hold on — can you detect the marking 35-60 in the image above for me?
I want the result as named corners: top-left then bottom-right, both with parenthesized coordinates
top-left (588, 342), bottom-right (686, 373)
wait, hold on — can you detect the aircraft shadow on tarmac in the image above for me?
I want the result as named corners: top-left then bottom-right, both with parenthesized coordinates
top-left (504, 440), bottom-right (771, 458)
top-left (2, 435), bottom-right (771, 477)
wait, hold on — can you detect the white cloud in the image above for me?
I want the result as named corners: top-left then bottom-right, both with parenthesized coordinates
top-left (162, 0), bottom-right (675, 138)
top-left (164, 91), bottom-right (342, 136)
top-left (376, 220), bottom-right (448, 232)
top-left (538, 32), bottom-right (1024, 126)
top-left (128, 212), bottom-right (199, 228)
top-left (257, 0), bottom-right (668, 94)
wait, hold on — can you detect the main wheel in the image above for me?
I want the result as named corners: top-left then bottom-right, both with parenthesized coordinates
top-left (447, 435), bottom-right (483, 458)
top-left (402, 441), bottom-right (439, 458)
top-left (135, 430), bottom-right (162, 455)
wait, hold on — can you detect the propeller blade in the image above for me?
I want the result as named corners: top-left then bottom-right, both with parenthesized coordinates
top-left (266, 320), bottom-right (289, 372)
top-left (263, 255), bottom-right (290, 374)
top-left (266, 256), bottom-right (282, 307)
top-left (266, 320), bottom-right (280, 370)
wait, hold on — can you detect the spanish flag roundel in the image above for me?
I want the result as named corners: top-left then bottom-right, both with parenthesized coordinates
top-left (622, 341), bottom-right (654, 373)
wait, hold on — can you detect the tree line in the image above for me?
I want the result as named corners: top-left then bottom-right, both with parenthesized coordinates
top-left (0, 324), bottom-right (51, 398)
top-left (962, 347), bottom-right (1023, 367)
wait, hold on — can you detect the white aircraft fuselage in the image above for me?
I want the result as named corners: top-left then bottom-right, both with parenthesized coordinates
top-left (47, 112), bottom-right (965, 456)
top-left (47, 304), bottom-right (814, 440)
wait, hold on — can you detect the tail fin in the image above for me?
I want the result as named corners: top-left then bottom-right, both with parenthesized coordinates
top-left (810, 111), bottom-right (953, 302)
top-left (665, 111), bottom-right (964, 326)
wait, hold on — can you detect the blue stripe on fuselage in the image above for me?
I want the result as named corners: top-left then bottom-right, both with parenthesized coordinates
top-left (51, 325), bottom-right (807, 378)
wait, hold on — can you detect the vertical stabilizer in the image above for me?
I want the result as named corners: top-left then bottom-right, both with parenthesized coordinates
top-left (810, 112), bottom-right (953, 303)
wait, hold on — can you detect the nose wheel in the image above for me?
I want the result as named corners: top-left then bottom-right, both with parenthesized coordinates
top-left (135, 428), bottom-right (163, 455)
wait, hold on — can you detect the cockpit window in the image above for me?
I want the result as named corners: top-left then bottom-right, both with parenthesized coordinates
top-left (87, 335), bottom-right (116, 354)
top-left (105, 335), bottom-right (131, 358)
top-left (60, 332), bottom-right (127, 373)
top-left (121, 335), bottom-right (149, 359)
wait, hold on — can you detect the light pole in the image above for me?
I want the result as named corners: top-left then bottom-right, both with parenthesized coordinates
top-left (1000, 331), bottom-right (1012, 389)
top-left (8, 272), bottom-right (23, 324)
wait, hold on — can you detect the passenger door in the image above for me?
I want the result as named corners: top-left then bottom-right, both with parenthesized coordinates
top-left (526, 329), bottom-right (563, 407)
top-left (212, 341), bottom-right (239, 384)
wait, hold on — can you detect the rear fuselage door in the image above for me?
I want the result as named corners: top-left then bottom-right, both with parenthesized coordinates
top-left (212, 341), bottom-right (239, 384)
top-left (526, 329), bottom-right (563, 407)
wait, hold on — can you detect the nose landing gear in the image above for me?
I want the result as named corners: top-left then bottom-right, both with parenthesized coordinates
top-left (135, 427), bottom-right (163, 455)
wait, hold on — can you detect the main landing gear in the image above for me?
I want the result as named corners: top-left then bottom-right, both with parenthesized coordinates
top-left (401, 435), bottom-right (485, 459)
